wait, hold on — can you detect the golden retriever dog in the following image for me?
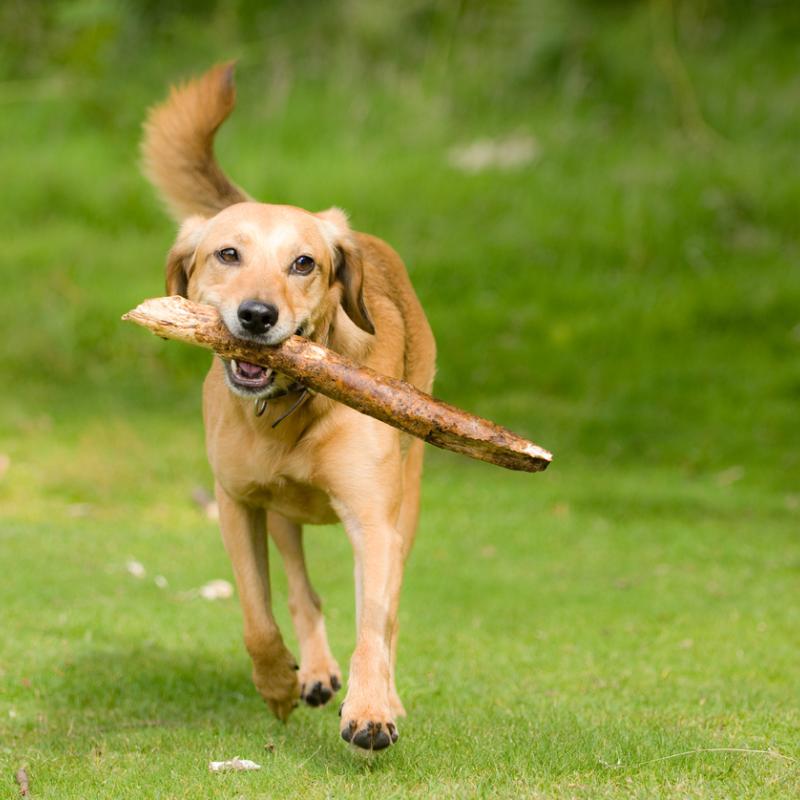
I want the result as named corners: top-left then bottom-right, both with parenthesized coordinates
top-left (141, 63), bottom-right (435, 751)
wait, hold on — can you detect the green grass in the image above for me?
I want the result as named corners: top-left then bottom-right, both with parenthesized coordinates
top-left (1, 1), bottom-right (800, 797)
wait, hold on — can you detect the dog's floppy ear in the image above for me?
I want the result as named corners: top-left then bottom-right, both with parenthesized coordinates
top-left (317, 207), bottom-right (375, 335)
top-left (165, 216), bottom-right (206, 297)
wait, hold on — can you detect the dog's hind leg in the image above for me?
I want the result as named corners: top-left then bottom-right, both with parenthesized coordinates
top-left (215, 484), bottom-right (300, 720)
top-left (268, 511), bottom-right (342, 708)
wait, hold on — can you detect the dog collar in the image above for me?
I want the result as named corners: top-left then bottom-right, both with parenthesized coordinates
top-left (254, 384), bottom-right (312, 427)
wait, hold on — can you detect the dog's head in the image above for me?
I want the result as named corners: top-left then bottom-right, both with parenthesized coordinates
top-left (165, 202), bottom-right (373, 398)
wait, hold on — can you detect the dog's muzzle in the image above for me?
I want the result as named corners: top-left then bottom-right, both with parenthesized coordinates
top-left (221, 322), bottom-right (309, 400)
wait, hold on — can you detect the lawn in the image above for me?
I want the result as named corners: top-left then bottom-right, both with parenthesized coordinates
top-left (1, 2), bottom-right (799, 797)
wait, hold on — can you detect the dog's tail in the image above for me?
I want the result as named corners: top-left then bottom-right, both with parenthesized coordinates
top-left (141, 62), bottom-right (250, 220)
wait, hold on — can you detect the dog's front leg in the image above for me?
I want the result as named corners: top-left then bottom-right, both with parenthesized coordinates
top-left (268, 511), bottom-right (342, 708)
top-left (333, 497), bottom-right (404, 750)
top-left (215, 483), bottom-right (300, 720)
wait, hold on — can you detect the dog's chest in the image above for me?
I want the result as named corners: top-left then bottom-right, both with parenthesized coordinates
top-left (204, 373), bottom-right (341, 524)
top-left (210, 436), bottom-right (337, 524)
top-left (249, 477), bottom-right (337, 525)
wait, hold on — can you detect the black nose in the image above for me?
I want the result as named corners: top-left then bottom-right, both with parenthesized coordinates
top-left (237, 300), bottom-right (279, 334)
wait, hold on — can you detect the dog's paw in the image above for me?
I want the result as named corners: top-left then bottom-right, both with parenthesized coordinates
top-left (300, 664), bottom-right (342, 708)
top-left (339, 699), bottom-right (398, 751)
top-left (251, 647), bottom-right (301, 722)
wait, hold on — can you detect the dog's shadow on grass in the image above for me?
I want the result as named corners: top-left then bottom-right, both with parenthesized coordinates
top-left (51, 645), bottom-right (258, 726)
top-left (46, 643), bottom-right (388, 767)
top-left (49, 643), bottom-right (279, 732)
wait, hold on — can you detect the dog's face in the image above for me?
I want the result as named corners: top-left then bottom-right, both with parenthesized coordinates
top-left (165, 203), bottom-right (373, 398)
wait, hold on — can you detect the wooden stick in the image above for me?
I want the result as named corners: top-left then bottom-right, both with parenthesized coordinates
top-left (122, 296), bottom-right (552, 473)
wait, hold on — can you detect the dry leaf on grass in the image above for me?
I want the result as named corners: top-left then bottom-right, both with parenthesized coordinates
top-left (16, 767), bottom-right (30, 796)
top-left (199, 579), bottom-right (234, 600)
top-left (177, 578), bottom-right (234, 601)
top-left (209, 757), bottom-right (261, 772)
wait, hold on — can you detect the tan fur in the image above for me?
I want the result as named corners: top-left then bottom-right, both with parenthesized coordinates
top-left (142, 62), bottom-right (250, 220)
top-left (143, 65), bottom-right (436, 748)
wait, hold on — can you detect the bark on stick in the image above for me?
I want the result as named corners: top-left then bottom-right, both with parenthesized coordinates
top-left (122, 296), bottom-right (552, 473)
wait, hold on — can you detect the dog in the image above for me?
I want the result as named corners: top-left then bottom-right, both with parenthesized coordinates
top-left (141, 63), bottom-right (436, 751)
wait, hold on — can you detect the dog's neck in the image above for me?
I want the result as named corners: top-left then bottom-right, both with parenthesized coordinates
top-left (308, 302), bottom-right (373, 365)
top-left (328, 307), bottom-right (374, 362)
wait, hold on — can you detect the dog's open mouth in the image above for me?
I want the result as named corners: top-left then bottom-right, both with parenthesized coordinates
top-left (229, 359), bottom-right (275, 390)
top-left (221, 324), bottom-right (309, 397)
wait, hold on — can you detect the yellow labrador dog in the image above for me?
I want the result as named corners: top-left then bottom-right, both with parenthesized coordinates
top-left (142, 63), bottom-right (435, 751)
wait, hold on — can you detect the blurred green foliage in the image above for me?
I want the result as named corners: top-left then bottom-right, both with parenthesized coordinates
top-left (1, 0), bottom-right (799, 482)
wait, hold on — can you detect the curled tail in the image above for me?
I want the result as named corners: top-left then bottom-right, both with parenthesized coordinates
top-left (141, 62), bottom-right (250, 220)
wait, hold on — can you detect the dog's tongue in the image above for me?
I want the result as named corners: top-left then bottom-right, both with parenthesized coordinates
top-left (237, 361), bottom-right (266, 378)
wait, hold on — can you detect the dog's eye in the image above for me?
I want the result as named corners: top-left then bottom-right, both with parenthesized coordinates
top-left (290, 255), bottom-right (316, 275)
top-left (215, 247), bottom-right (240, 264)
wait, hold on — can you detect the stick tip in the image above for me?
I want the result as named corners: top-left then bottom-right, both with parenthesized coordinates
top-left (121, 306), bottom-right (145, 323)
top-left (525, 443), bottom-right (553, 463)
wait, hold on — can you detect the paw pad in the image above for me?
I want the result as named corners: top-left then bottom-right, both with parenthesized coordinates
top-left (301, 680), bottom-right (333, 707)
top-left (344, 719), bottom-right (396, 751)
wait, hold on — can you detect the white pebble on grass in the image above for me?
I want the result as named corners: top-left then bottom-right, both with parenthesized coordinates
top-left (126, 560), bottom-right (146, 579)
